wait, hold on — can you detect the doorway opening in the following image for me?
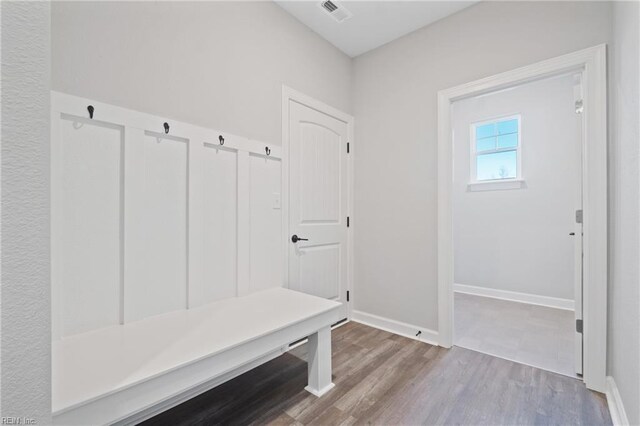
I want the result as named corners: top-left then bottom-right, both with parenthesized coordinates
top-left (437, 45), bottom-right (607, 392)
top-left (450, 72), bottom-right (583, 377)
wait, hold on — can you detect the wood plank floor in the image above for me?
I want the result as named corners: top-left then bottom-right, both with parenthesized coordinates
top-left (142, 322), bottom-right (611, 425)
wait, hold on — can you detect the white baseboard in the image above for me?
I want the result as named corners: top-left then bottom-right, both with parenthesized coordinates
top-left (352, 310), bottom-right (439, 346)
top-left (606, 376), bottom-right (630, 426)
top-left (454, 283), bottom-right (574, 311)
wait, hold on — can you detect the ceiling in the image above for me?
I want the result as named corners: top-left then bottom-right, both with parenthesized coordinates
top-left (275, 1), bottom-right (478, 58)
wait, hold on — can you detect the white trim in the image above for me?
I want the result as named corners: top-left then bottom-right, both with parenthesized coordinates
top-left (454, 283), bottom-right (574, 311)
top-left (606, 376), bottom-right (630, 426)
top-left (51, 92), bottom-right (280, 159)
top-left (281, 86), bottom-right (355, 320)
top-left (467, 179), bottom-right (526, 192)
top-left (438, 44), bottom-right (608, 392)
top-left (352, 310), bottom-right (439, 346)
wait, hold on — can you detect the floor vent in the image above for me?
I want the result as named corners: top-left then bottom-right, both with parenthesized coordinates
top-left (319, 0), bottom-right (353, 23)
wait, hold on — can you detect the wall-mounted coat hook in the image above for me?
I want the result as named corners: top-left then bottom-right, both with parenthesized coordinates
top-left (219, 135), bottom-right (225, 146)
top-left (163, 122), bottom-right (170, 134)
top-left (87, 105), bottom-right (94, 119)
top-left (265, 146), bottom-right (271, 156)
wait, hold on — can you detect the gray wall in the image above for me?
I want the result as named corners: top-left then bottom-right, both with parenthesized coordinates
top-left (608, 1), bottom-right (640, 423)
top-left (352, 1), bottom-right (611, 330)
top-left (52, 1), bottom-right (353, 146)
top-left (1, 1), bottom-right (52, 422)
top-left (453, 74), bottom-right (580, 301)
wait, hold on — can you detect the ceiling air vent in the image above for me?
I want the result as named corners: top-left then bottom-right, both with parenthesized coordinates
top-left (319, 0), bottom-right (353, 23)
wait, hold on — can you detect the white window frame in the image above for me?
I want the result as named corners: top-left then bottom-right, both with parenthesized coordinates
top-left (468, 114), bottom-right (524, 191)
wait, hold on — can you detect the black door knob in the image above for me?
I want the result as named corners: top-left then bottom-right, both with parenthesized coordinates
top-left (291, 235), bottom-right (309, 243)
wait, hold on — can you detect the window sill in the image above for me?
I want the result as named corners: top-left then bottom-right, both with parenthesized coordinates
top-left (467, 179), bottom-right (526, 192)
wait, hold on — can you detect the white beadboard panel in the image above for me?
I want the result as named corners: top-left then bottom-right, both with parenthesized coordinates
top-left (199, 145), bottom-right (238, 305)
top-left (50, 92), bottom-right (282, 160)
top-left (125, 131), bottom-right (189, 322)
top-left (249, 154), bottom-right (283, 293)
top-left (299, 122), bottom-right (341, 224)
top-left (298, 244), bottom-right (340, 300)
top-left (52, 92), bottom-right (283, 337)
top-left (55, 114), bottom-right (123, 337)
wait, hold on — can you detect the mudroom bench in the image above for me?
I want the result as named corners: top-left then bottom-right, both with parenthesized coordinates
top-left (53, 288), bottom-right (340, 425)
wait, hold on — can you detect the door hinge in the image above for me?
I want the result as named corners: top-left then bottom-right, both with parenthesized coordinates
top-left (347, 291), bottom-right (350, 302)
top-left (347, 216), bottom-right (350, 227)
top-left (575, 209), bottom-right (583, 224)
top-left (575, 99), bottom-right (584, 114)
top-left (576, 319), bottom-right (583, 334)
top-left (347, 142), bottom-right (350, 153)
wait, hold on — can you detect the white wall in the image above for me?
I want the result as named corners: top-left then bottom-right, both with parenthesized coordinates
top-left (453, 74), bottom-right (580, 301)
top-left (52, 1), bottom-right (352, 146)
top-left (608, 1), bottom-right (640, 424)
top-left (352, 1), bottom-right (611, 331)
top-left (0, 1), bottom-right (52, 422)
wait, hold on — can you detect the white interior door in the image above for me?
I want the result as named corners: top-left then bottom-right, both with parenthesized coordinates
top-left (288, 100), bottom-right (349, 320)
top-left (573, 74), bottom-right (584, 376)
top-left (574, 209), bottom-right (583, 376)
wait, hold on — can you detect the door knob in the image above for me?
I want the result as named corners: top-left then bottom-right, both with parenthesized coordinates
top-left (569, 232), bottom-right (576, 236)
top-left (291, 235), bottom-right (309, 243)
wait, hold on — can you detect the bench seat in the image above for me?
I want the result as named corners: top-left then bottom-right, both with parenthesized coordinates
top-left (53, 288), bottom-right (341, 425)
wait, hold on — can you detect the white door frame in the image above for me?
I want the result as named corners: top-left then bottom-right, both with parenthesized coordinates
top-left (437, 44), bottom-right (607, 392)
top-left (281, 86), bottom-right (355, 319)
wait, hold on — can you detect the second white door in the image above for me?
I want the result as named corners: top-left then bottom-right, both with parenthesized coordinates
top-left (287, 99), bottom-right (349, 320)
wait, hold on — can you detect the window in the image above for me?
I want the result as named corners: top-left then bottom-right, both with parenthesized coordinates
top-left (471, 116), bottom-right (521, 183)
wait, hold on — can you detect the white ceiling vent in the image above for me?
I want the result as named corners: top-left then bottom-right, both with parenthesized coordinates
top-left (318, 0), bottom-right (353, 23)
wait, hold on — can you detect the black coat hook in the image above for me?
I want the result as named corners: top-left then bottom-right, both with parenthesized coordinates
top-left (265, 146), bottom-right (271, 156)
top-left (87, 105), bottom-right (94, 119)
top-left (163, 122), bottom-right (170, 134)
top-left (219, 135), bottom-right (225, 146)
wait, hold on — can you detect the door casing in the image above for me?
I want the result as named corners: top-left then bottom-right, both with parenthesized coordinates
top-left (437, 44), bottom-right (608, 392)
top-left (281, 86), bottom-right (355, 320)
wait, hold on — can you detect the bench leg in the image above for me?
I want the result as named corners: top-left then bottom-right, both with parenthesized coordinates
top-left (304, 325), bottom-right (334, 397)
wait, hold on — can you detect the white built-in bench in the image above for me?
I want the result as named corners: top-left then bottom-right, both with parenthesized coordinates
top-left (53, 288), bottom-right (341, 425)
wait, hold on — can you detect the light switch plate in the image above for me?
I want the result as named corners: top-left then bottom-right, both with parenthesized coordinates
top-left (273, 192), bottom-right (281, 209)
